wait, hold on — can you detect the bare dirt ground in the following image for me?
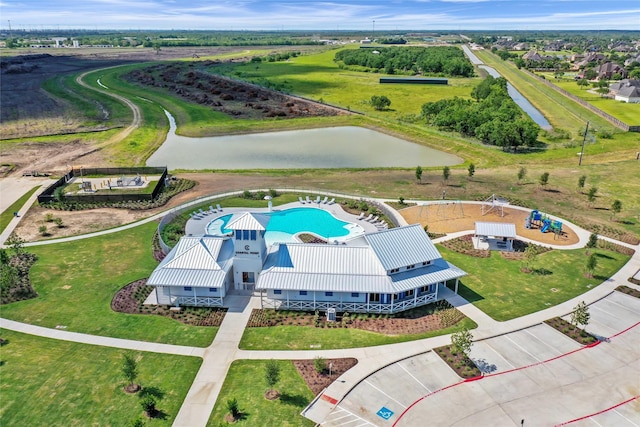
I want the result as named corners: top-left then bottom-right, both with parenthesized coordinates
top-left (400, 203), bottom-right (581, 246)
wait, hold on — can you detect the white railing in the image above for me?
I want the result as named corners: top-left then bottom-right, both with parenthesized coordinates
top-left (176, 296), bottom-right (224, 307)
top-left (262, 293), bottom-right (437, 313)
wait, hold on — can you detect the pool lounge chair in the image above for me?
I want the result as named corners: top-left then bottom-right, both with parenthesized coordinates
top-left (321, 196), bottom-right (328, 204)
top-left (364, 214), bottom-right (373, 222)
top-left (357, 212), bottom-right (365, 220)
top-left (306, 196), bottom-right (312, 203)
top-left (209, 206), bottom-right (216, 213)
top-left (299, 196), bottom-right (305, 204)
top-left (315, 196), bottom-right (321, 204)
top-left (192, 211), bottom-right (201, 219)
top-left (216, 204), bottom-right (223, 211)
top-left (369, 215), bottom-right (379, 223)
top-left (199, 208), bottom-right (205, 215)
top-left (327, 198), bottom-right (335, 205)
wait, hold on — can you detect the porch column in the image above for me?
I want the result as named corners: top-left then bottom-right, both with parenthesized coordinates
top-left (313, 291), bottom-right (316, 310)
top-left (260, 289), bottom-right (264, 308)
top-left (455, 278), bottom-right (459, 294)
top-left (156, 286), bottom-right (160, 305)
top-left (286, 291), bottom-right (289, 308)
top-left (390, 293), bottom-right (395, 314)
top-left (168, 286), bottom-right (173, 306)
top-left (413, 288), bottom-right (418, 307)
top-left (193, 287), bottom-right (197, 305)
top-left (435, 283), bottom-right (439, 301)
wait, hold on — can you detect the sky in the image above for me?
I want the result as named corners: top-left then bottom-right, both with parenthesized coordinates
top-left (1, 0), bottom-right (639, 31)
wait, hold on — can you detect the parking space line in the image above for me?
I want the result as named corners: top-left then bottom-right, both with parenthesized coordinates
top-left (613, 409), bottom-right (640, 426)
top-left (484, 342), bottom-right (516, 369)
top-left (524, 329), bottom-right (564, 356)
top-left (332, 405), bottom-right (375, 426)
top-left (398, 362), bottom-right (431, 392)
top-left (504, 335), bottom-right (541, 362)
top-left (364, 379), bottom-right (408, 409)
top-left (602, 296), bottom-right (640, 313)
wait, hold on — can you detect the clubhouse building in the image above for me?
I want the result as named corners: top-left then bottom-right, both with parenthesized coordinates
top-left (147, 211), bottom-right (466, 314)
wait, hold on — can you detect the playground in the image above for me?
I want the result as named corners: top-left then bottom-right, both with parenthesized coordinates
top-left (400, 202), bottom-right (581, 246)
top-left (64, 174), bottom-right (161, 194)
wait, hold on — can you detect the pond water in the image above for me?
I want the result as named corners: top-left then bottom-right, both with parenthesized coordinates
top-left (462, 45), bottom-right (552, 130)
top-left (146, 110), bottom-right (462, 169)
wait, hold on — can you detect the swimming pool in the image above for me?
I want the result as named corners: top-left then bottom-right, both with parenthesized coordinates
top-left (205, 207), bottom-right (364, 246)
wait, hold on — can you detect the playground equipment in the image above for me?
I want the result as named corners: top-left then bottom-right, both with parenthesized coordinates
top-left (527, 210), bottom-right (563, 235)
top-left (418, 200), bottom-right (464, 221)
top-left (481, 194), bottom-right (509, 217)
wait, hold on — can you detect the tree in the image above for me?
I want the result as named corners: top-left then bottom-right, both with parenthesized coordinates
top-left (140, 396), bottom-right (157, 418)
top-left (38, 225), bottom-right (48, 236)
top-left (611, 200), bottom-right (622, 219)
top-left (442, 166), bottom-right (450, 185)
top-left (122, 353), bottom-right (140, 393)
top-left (539, 172), bottom-right (550, 188)
top-left (587, 186), bottom-right (598, 205)
top-left (596, 87), bottom-right (609, 97)
top-left (313, 356), bottom-right (327, 374)
top-left (451, 328), bottom-right (473, 357)
top-left (264, 360), bottom-right (281, 395)
top-left (370, 95), bottom-right (391, 111)
top-left (522, 244), bottom-right (538, 272)
top-left (576, 78), bottom-right (590, 89)
top-left (129, 418), bottom-right (145, 427)
top-left (467, 163), bottom-right (475, 178)
top-left (586, 232), bottom-right (598, 249)
top-left (517, 167), bottom-right (527, 184)
top-left (226, 398), bottom-right (241, 421)
top-left (415, 166), bottom-right (423, 183)
top-left (54, 217), bottom-right (64, 228)
top-left (5, 233), bottom-right (25, 256)
top-left (570, 301), bottom-right (590, 331)
top-left (577, 175), bottom-right (587, 192)
top-left (584, 253), bottom-right (597, 278)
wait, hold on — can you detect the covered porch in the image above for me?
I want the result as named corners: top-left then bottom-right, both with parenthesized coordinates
top-left (473, 221), bottom-right (517, 251)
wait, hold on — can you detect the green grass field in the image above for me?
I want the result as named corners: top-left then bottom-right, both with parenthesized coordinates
top-left (207, 360), bottom-right (314, 427)
top-left (0, 186), bottom-right (40, 234)
top-left (0, 329), bottom-right (202, 426)
top-left (438, 246), bottom-right (631, 321)
top-left (239, 317), bottom-right (477, 351)
top-left (0, 222), bottom-right (216, 347)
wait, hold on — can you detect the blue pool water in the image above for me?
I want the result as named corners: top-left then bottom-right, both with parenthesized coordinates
top-left (205, 207), bottom-right (363, 245)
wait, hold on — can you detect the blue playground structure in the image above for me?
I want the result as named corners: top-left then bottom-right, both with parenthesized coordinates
top-left (526, 210), bottom-right (562, 235)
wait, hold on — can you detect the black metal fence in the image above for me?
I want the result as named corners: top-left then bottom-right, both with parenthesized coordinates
top-left (37, 166), bottom-right (168, 204)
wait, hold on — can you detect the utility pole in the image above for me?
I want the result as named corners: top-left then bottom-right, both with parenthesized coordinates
top-left (579, 121), bottom-right (589, 166)
top-left (7, 20), bottom-right (11, 39)
top-left (372, 20), bottom-right (375, 41)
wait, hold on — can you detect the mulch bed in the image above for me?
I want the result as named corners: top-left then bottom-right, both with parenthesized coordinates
top-left (246, 301), bottom-right (466, 335)
top-left (440, 234), bottom-right (490, 258)
top-left (111, 279), bottom-right (226, 326)
top-left (434, 346), bottom-right (481, 379)
top-left (293, 358), bottom-right (359, 395)
top-left (544, 317), bottom-right (597, 345)
top-left (617, 285), bottom-right (640, 298)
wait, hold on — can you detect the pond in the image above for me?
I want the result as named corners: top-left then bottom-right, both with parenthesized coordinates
top-left (146, 110), bottom-right (462, 169)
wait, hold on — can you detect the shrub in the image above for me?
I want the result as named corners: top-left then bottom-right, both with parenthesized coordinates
top-left (313, 356), bottom-right (327, 374)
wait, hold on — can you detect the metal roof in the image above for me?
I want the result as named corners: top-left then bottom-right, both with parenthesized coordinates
top-left (226, 212), bottom-right (270, 231)
top-left (364, 224), bottom-right (442, 270)
top-left (147, 236), bottom-right (233, 288)
top-left (475, 222), bottom-right (517, 238)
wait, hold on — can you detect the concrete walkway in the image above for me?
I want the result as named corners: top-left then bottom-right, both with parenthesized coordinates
top-left (1, 185), bottom-right (638, 426)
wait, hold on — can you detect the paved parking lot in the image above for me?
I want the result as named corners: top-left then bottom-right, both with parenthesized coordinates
top-left (320, 291), bottom-right (640, 427)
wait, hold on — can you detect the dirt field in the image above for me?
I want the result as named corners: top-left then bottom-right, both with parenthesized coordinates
top-left (400, 203), bottom-right (581, 246)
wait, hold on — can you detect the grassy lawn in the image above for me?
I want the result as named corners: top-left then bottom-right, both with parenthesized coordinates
top-left (438, 246), bottom-right (631, 321)
top-left (0, 329), bottom-right (202, 426)
top-left (0, 222), bottom-right (216, 347)
top-left (239, 317), bottom-right (477, 350)
top-left (207, 360), bottom-right (315, 427)
top-left (0, 186), bottom-right (40, 233)
top-left (536, 73), bottom-right (640, 125)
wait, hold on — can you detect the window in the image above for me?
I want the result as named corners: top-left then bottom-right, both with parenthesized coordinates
top-left (299, 290), bottom-right (307, 296)
top-left (390, 268), bottom-right (400, 274)
top-left (351, 292), bottom-right (359, 298)
top-left (235, 230), bottom-right (242, 240)
top-left (422, 260), bottom-right (431, 266)
top-left (250, 230), bottom-right (257, 240)
top-left (407, 264), bottom-right (415, 270)
top-left (243, 230), bottom-right (249, 240)
top-left (274, 289), bottom-right (282, 295)
top-left (184, 286), bottom-right (192, 291)
top-left (325, 292), bottom-right (333, 297)
top-left (406, 289), bottom-right (414, 297)
top-left (242, 272), bottom-right (255, 283)
top-left (209, 288), bottom-right (217, 293)
top-left (369, 293), bottom-right (380, 302)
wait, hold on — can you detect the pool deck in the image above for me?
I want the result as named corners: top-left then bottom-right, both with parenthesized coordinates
top-left (184, 201), bottom-right (382, 239)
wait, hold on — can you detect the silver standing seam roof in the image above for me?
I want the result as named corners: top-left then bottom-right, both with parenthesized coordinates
top-left (475, 222), bottom-right (517, 238)
top-left (226, 212), bottom-right (270, 231)
top-left (147, 236), bottom-right (234, 288)
top-left (257, 224), bottom-right (466, 293)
